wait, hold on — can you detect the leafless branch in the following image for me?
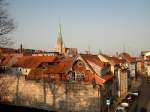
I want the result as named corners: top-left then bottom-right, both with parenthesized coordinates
top-left (0, 0), bottom-right (15, 47)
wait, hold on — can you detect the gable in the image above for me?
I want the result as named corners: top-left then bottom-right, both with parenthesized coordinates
top-left (76, 55), bottom-right (93, 72)
top-left (98, 55), bottom-right (109, 63)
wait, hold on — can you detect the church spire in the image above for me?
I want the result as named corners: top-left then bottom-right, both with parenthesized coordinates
top-left (59, 22), bottom-right (63, 53)
top-left (54, 18), bottom-right (64, 54)
top-left (59, 22), bottom-right (62, 37)
top-left (59, 17), bottom-right (62, 38)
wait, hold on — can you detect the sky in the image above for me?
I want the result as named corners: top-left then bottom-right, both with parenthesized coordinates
top-left (7, 0), bottom-right (150, 56)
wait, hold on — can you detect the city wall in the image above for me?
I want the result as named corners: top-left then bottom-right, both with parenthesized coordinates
top-left (0, 74), bottom-right (101, 112)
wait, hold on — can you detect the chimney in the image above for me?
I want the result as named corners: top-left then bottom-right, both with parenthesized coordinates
top-left (20, 44), bottom-right (23, 53)
top-left (116, 52), bottom-right (119, 57)
top-left (85, 51), bottom-right (89, 54)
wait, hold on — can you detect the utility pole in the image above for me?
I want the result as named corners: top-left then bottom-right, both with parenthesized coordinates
top-left (108, 105), bottom-right (110, 112)
top-left (123, 44), bottom-right (126, 53)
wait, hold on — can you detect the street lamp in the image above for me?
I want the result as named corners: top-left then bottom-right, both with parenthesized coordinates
top-left (106, 97), bottom-right (110, 112)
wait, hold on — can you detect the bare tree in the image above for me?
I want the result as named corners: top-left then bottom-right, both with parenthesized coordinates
top-left (0, 0), bottom-right (15, 47)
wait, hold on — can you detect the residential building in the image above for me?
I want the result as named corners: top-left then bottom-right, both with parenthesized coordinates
top-left (141, 51), bottom-right (150, 74)
top-left (119, 52), bottom-right (136, 78)
top-left (27, 57), bottom-right (73, 81)
top-left (98, 53), bottom-right (128, 97)
top-left (12, 56), bottom-right (57, 76)
top-left (64, 48), bottom-right (78, 57)
top-left (72, 53), bottom-right (114, 111)
top-left (136, 57), bottom-right (142, 74)
top-left (0, 54), bottom-right (23, 73)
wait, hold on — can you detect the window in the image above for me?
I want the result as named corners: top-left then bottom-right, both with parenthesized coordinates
top-left (77, 72), bottom-right (85, 78)
top-left (81, 73), bottom-right (85, 78)
top-left (77, 60), bottom-right (85, 67)
top-left (72, 72), bottom-right (75, 80)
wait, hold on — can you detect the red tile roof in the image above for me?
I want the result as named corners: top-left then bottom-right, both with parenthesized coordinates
top-left (27, 68), bottom-right (58, 80)
top-left (13, 56), bottom-right (57, 68)
top-left (0, 48), bottom-right (17, 54)
top-left (27, 57), bottom-right (73, 80)
top-left (80, 54), bottom-right (104, 67)
top-left (0, 55), bottom-right (13, 66)
top-left (94, 74), bottom-right (105, 85)
top-left (100, 53), bottom-right (124, 64)
top-left (121, 52), bottom-right (134, 62)
top-left (110, 56), bottom-right (125, 64)
top-left (100, 53), bottom-right (112, 60)
top-left (101, 74), bottom-right (114, 81)
top-left (78, 54), bottom-right (115, 85)
top-left (95, 73), bottom-right (114, 85)
top-left (44, 58), bottom-right (73, 74)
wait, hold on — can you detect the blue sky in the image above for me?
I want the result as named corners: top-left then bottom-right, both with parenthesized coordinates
top-left (7, 0), bottom-right (150, 56)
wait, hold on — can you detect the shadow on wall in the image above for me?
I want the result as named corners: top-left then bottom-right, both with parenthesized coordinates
top-left (11, 91), bottom-right (54, 111)
top-left (0, 75), bottom-right (102, 112)
top-left (58, 97), bottom-right (100, 112)
top-left (0, 75), bottom-right (16, 102)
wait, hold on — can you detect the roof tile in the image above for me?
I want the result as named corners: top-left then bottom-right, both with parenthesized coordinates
top-left (13, 56), bottom-right (57, 68)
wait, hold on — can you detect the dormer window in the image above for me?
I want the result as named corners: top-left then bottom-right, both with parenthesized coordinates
top-left (77, 60), bottom-right (85, 67)
top-left (78, 62), bottom-right (83, 67)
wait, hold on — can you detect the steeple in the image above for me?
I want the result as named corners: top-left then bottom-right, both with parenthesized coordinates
top-left (58, 17), bottom-right (62, 39)
top-left (54, 21), bottom-right (64, 54)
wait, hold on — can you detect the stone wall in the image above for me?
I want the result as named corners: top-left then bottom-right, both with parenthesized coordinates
top-left (0, 74), bottom-right (101, 112)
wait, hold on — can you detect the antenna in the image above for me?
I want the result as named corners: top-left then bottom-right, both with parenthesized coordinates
top-left (88, 45), bottom-right (91, 54)
top-left (98, 49), bottom-right (102, 54)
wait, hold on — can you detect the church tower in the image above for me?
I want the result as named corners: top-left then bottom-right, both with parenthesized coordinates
top-left (54, 23), bottom-right (64, 54)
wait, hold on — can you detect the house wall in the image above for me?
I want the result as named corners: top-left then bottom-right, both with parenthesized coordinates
top-left (11, 67), bottom-right (22, 74)
top-left (120, 70), bottom-right (128, 96)
top-left (110, 65), bottom-right (115, 74)
top-left (117, 69), bottom-right (121, 97)
top-left (0, 75), bottom-right (101, 112)
top-left (137, 61), bottom-right (141, 73)
top-left (129, 63), bottom-right (136, 78)
top-left (147, 64), bottom-right (150, 76)
top-left (11, 67), bottom-right (31, 75)
top-left (144, 61), bottom-right (149, 73)
top-left (117, 69), bottom-right (128, 97)
top-left (21, 68), bottom-right (31, 75)
top-left (111, 67), bottom-right (119, 97)
top-left (145, 52), bottom-right (150, 56)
